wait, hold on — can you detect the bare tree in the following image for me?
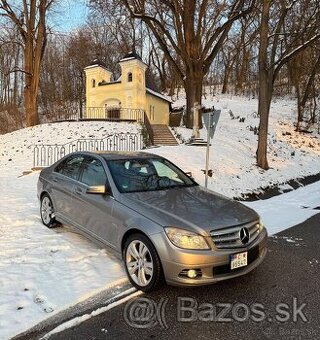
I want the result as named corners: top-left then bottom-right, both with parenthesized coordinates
top-left (288, 46), bottom-right (320, 130)
top-left (0, 0), bottom-right (55, 126)
top-left (0, 22), bottom-right (23, 106)
top-left (120, 0), bottom-right (254, 128)
top-left (88, 0), bottom-right (143, 65)
top-left (256, 0), bottom-right (320, 169)
top-left (221, 41), bottom-right (237, 94)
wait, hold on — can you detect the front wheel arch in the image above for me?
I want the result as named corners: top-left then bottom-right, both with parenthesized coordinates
top-left (121, 228), bottom-right (147, 253)
top-left (40, 191), bottom-right (49, 201)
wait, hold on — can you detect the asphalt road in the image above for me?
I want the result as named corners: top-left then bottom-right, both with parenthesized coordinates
top-left (49, 213), bottom-right (320, 340)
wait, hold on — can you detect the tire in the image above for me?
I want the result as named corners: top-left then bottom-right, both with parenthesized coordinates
top-left (40, 194), bottom-right (59, 228)
top-left (123, 233), bottom-right (164, 292)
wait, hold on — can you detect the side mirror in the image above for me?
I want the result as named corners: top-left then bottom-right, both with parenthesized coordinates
top-left (86, 185), bottom-right (106, 194)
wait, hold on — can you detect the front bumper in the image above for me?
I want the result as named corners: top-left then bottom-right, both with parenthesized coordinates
top-left (150, 227), bottom-right (268, 286)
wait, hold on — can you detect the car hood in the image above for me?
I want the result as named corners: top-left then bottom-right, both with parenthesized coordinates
top-left (120, 185), bottom-right (259, 235)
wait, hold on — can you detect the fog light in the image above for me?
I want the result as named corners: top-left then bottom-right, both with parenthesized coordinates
top-left (187, 269), bottom-right (197, 278)
top-left (179, 268), bottom-right (202, 279)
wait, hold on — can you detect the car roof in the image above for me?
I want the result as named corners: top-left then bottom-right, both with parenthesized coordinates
top-left (73, 151), bottom-right (162, 161)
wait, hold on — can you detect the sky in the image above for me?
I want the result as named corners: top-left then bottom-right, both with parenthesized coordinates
top-left (49, 0), bottom-right (90, 33)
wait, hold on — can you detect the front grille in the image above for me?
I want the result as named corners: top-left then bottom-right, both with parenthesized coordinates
top-left (210, 221), bottom-right (260, 249)
top-left (213, 246), bottom-right (260, 276)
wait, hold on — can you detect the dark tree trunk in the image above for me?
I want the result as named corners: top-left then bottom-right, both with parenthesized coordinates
top-left (256, 0), bottom-right (271, 170)
top-left (222, 63), bottom-right (231, 94)
top-left (168, 67), bottom-right (177, 96)
top-left (185, 65), bottom-right (203, 129)
top-left (257, 73), bottom-right (272, 170)
top-left (159, 58), bottom-right (168, 92)
top-left (24, 81), bottom-right (39, 126)
top-left (298, 54), bottom-right (320, 129)
top-left (24, 43), bottom-right (39, 127)
top-left (0, 0), bottom-right (49, 127)
top-left (295, 83), bottom-right (303, 131)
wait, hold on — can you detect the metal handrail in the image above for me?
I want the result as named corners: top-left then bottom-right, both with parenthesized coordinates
top-left (39, 107), bottom-right (145, 124)
top-left (33, 132), bottom-right (144, 168)
top-left (83, 107), bottom-right (145, 122)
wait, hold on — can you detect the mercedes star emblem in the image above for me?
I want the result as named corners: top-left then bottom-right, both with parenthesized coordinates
top-left (239, 227), bottom-right (250, 244)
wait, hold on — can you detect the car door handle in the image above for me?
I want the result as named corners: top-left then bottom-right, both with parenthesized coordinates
top-left (74, 187), bottom-right (83, 195)
top-left (52, 178), bottom-right (59, 183)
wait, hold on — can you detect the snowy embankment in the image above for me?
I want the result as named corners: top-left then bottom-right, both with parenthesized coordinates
top-left (245, 181), bottom-right (320, 235)
top-left (0, 122), bottom-right (140, 339)
top-left (0, 97), bottom-right (319, 339)
top-left (152, 95), bottom-right (320, 198)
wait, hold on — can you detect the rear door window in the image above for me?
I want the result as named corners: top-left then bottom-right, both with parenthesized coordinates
top-left (55, 155), bottom-right (84, 180)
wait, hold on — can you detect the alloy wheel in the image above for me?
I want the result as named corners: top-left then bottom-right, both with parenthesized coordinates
top-left (41, 196), bottom-right (54, 225)
top-left (125, 240), bottom-right (154, 287)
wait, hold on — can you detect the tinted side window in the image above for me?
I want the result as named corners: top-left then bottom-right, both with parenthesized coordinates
top-left (55, 155), bottom-right (84, 180)
top-left (80, 157), bottom-right (107, 186)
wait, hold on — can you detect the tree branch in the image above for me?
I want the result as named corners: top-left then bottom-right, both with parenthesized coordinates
top-left (0, 1), bottom-right (27, 41)
top-left (273, 34), bottom-right (320, 83)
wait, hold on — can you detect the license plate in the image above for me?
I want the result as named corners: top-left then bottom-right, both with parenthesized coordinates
top-left (230, 252), bottom-right (248, 270)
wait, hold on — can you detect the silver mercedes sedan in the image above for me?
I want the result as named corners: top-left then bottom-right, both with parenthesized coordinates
top-left (37, 151), bottom-right (267, 292)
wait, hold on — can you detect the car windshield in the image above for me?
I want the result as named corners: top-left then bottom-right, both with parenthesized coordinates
top-left (107, 158), bottom-right (197, 193)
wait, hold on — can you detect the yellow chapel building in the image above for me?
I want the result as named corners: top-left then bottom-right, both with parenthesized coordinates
top-left (84, 52), bottom-right (171, 125)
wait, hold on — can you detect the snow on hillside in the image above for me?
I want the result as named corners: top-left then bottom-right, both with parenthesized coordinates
top-left (1, 97), bottom-right (319, 198)
top-left (0, 121), bottom-right (140, 176)
top-left (152, 95), bottom-right (320, 198)
top-left (0, 97), bottom-right (319, 338)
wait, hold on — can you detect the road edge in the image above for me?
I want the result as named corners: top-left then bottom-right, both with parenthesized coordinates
top-left (12, 279), bottom-right (134, 340)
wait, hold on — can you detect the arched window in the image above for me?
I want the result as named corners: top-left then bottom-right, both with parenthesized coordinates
top-left (92, 79), bottom-right (96, 88)
top-left (128, 72), bottom-right (133, 82)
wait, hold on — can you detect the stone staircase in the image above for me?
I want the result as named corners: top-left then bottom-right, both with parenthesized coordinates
top-left (151, 124), bottom-right (179, 146)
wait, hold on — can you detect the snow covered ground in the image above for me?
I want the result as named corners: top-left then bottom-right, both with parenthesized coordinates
top-left (245, 180), bottom-right (320, 235)
top-left (0, 122), bottom-right (140, 339)
top-left (152, 95), bottom-right (320, 198)
top-left (0, 97), bottom-right (319, 339)
top-left (0, 171), bottom-right (126, 339)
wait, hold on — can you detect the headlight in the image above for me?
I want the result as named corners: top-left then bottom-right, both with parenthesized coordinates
top-left (164, 227), bottom-right (210, 250)
top-left (258, 220), bottom-right (265, 231)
